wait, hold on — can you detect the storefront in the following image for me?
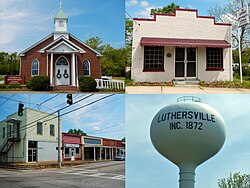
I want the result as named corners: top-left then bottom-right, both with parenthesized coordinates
top-left (62, 133), bottom-right (82, 161)
top-left (132, 8), bottom-right (232, 83)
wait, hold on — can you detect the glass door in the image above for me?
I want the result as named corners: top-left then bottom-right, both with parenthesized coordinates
top-left (175, 48), bottom-right (185, 78)
top-left (187, 48), bottom-right (196, 78)
top-left (175, 47), bottom-right (196, 79)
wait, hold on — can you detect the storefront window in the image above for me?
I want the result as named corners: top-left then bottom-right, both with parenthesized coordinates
top-left (65, 148), bottom-right (70, 158)
top-left (206, 48), bottom-right (223, 70)
top-left (144, 46), bottom-right (164, 71)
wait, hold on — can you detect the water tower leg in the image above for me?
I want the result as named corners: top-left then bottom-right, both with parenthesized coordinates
top-left (179, 166), bottom-right (195, 188)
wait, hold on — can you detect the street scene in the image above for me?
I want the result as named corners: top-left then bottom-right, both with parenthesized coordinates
top-left (0, 93), bottom-right (125, 187)
top-left (0, 161), bottom-right (125, 188)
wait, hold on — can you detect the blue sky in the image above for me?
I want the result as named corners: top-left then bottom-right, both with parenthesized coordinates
top-left (126, 94), bottom-right (250, 188)
top-left (0, 0), bottom-right (125, 53)
top-left (0, 94), bottom-right (125, 140)
top-left (126, 0), bottom-right (229, 18)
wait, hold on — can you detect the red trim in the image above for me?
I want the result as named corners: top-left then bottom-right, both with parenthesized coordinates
top-left (143, 69), bottom-right (165, 72)
top-left (141, 37), bottom-right (231, 48)
top-left (134, 8), bottom-right (231, 26)
top-left (206, 68), bottom-right (224, 71)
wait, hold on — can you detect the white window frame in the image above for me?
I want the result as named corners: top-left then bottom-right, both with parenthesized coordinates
top-left (83, 59), bottom-right (91, 76)
top-left (31, 59), bottom-right (39, 76)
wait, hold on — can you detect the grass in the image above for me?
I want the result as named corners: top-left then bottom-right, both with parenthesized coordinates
top-left (0, 76), bottom-right (4, 81)
top-left (112, 77), bottom-right (125, 81)
top-left (200, 75), bottom-right (250, 89)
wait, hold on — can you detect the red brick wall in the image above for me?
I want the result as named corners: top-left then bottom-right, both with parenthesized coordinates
top-left (69, 36), bottom-right (102, 79)
top-left (20, 35), bottom-right (54, 82)
top-left (20, 34), bottom-right (102, 83)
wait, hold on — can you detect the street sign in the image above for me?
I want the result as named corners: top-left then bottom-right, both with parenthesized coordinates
top-left (237, 5), bottom-right (249, 27)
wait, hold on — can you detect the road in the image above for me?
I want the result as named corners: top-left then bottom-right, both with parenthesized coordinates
top-left (0, 161), bottom-right (125, 188)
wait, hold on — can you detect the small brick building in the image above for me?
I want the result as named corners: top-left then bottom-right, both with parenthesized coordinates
top-left (19, 5), bottom-right (101, 89)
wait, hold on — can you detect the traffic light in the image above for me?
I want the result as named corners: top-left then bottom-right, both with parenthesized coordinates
top-left (66, 94), bottom-right (73, 105)
top-left (18, 102), bottom-right (24, 116)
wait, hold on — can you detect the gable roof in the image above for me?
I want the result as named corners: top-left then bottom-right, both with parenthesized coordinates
top-left (19, 33), bottom-right (102, 57)
top-left (19, 34), bottom-right (53, 56)
top-left (39, 35), bottom-right (86, 53)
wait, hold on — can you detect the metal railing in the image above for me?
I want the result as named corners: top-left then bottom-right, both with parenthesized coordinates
top-left (177, 96), bottom-right (202, 103)
top-left (95, 79), bottom-right (125, 90)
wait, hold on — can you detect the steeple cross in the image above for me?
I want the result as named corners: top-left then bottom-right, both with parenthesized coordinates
top-left (59, 0), bottom-right (63, 9)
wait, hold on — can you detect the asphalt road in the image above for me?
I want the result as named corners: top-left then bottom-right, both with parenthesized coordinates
top-left (0, 161), bottom-right (125, 188)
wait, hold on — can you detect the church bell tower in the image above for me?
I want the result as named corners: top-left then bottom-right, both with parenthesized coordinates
top-left (54, 1), bottom-right (69, 40)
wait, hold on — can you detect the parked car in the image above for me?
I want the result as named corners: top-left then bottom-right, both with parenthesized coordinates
top-left (115, 155), bottom-right (125, 161)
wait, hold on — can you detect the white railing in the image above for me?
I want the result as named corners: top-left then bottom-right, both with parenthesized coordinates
top-left (95, 79), bottom-right (125, 89)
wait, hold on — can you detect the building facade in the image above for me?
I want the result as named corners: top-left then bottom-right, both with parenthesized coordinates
top-left (132, 8), bottom-right (232, 83)
top-left (61, 134), bottom-right (125, 161)
top-left (62, 133), bottom-right (82, 161)
top-left (0, 109), bottom-right (61, 163)
top-left (19, 5), bottom-right (101, 89)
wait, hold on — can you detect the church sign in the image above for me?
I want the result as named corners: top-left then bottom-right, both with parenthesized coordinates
top-left (4, 76), bottom-right (24, 85)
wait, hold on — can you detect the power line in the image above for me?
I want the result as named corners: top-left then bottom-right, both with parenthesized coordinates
top-left (86, 121), bottom-right (124, 134)
top-left (0, 94), bottom-right (95, 138)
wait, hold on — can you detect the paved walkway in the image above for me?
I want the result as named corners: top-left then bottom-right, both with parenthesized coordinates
top-left (126, 86), bottom-right (250, 94)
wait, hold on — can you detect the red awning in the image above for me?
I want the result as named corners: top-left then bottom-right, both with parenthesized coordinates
top-left (140, 37), bottom-right (231, 48)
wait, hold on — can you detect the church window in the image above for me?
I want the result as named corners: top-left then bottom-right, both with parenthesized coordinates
top-left (83, 60), bottom-right (90, 76)
top-left (56, 57), bottom-right (68, 65)
top-left (31, 60), bottom-right (39, 76)
top-left (59, 20), bottom-right (64, 27)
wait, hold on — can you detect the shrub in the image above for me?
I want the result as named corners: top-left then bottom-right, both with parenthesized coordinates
top-left (28, 76), bottom-right (50, 91)
top-left (78, 76), bottom-right (97, 92)
top-left (7, 84), bottom-right (22, 89)
top-left (0, 84), bottom-right (7, 89)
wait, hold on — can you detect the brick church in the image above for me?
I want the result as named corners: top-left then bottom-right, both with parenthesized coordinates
top-left (19, 3), bottom-right (101, 89)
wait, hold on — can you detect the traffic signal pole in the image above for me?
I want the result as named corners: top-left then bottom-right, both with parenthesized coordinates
top-left (58, 110), bottom-right (62, 168)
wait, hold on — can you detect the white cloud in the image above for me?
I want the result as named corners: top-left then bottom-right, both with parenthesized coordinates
top-left (126, 0), bottom-right (138, 7)
top-left (135, 6), bottom-right (154, 18)
top-left (187, 5), bottom-right (196, 9)
top-left (140, 1), bottom-right (149, 7)
top-left (92, 126), bottom-right (101, 131)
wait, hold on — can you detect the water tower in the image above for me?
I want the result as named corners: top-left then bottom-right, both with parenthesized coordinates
top-left (150, 96), bottom-right (226, 188)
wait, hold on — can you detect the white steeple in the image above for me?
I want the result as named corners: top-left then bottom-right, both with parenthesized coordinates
top-left (54, 1), bottom-right (69, 40)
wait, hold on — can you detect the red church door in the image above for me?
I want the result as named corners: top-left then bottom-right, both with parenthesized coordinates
top-left (55, 56), bottom-right (70, 85)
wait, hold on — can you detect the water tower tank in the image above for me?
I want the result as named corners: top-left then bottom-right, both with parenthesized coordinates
top-left (150, 96), bottom-right (226, 188)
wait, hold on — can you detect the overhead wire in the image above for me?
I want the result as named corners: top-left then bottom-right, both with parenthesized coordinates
top-left (0, 94), bottom-right (95, 138)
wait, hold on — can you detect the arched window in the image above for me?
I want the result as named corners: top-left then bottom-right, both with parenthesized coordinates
top-left (83, 60), bottom-right (90, 76)
top-left (31, 60), bottom-right (39, 76)
top-left (56, 57), bottom-right (68, 65)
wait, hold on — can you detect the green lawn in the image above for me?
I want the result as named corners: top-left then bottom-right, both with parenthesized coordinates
top-left (200, 74), bottom-right (250, 88)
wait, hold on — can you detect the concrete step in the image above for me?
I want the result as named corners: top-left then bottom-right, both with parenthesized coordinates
top-left (173, 79), bottom-right (200, 86)
top-left (54, 85), bottom-right (78, 91)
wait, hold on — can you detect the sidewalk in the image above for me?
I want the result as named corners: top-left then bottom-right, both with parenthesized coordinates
top-left (126, 86), bottom-right (250, 94)
top-left (0, 160), bottom-right (111, 170)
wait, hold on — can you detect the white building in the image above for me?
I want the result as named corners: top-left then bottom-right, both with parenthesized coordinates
top-left (132, 8), bottom-right (232, 83)
top-left (0, 108), bottom-right (61, 163)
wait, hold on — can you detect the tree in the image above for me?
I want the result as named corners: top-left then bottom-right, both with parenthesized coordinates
top-left (68, 129), bottom-right (87, 136)
top-left (0, 52), bottom-right (19, 75)
top-left (84, 36), bottom-right (103, 53)
top-left (150, 3), bottom-right (180, 16)
top-left (208, 0), bottom-right (250, 50)
top-left (125, 18), bottom-right (133, 68)
top-left (218, 172), bottom-right (250, 188)
top-left (84, 37), bottom-right (126, 77)
top-left (121, 137), bottom-right (125, 142)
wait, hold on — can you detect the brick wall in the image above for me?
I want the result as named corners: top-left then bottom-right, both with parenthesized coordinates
top-left (20, 34), bottom-right (102, 83)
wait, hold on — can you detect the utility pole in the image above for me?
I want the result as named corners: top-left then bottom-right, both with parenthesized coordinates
top-left (58, 110), bottom-right (61, 168)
